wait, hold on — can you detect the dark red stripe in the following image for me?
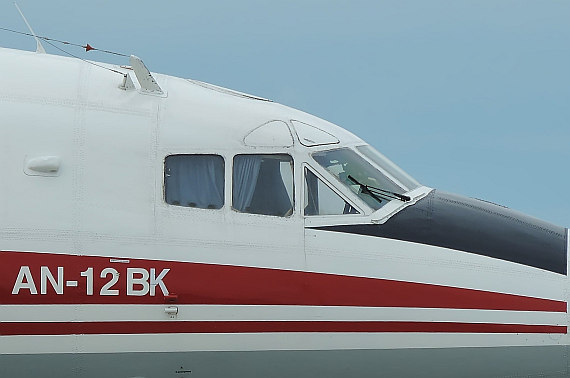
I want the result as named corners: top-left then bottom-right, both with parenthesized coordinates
top-left (0, 251), bottom-right (566, 312)
top-left (1, 321), bottom-right (565, 336)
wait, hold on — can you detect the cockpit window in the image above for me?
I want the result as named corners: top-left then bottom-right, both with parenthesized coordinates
top-left (233, 154), bottom-right (294, 217)
top-left (356, 145), bottom-right (420, 191)
top-left (165, 155), bottom-right (224, 209)
top-left (312, 148), bottom-right (406, 210)
top-left (304, 168), bottom-right (359, 216)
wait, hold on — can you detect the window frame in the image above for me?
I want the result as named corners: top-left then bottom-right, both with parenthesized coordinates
top-left (231, 153), bottom-right (296, 218)
top-left (163, 153), bottom-right (226, 210)
top-left (302, 163), bottom-right (363, 217)
top-left (311, 147), bottom-right (412, 211)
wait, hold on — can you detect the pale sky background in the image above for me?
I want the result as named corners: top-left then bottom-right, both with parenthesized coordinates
top-left (1, 1), bottom-right (569, 226)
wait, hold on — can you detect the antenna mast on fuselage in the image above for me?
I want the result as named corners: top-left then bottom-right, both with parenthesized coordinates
top-left (14, 3), bottom-right (45, 54)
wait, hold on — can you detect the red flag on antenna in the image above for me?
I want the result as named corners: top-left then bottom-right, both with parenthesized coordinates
top-left (84, 43), bottom-right (94, 52)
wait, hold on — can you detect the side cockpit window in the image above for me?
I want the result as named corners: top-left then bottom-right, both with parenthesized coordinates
top-left (233, 154), bottom-right (294, 217)
top-left (165, 155), bottom-right (224, 209)
top-left (304, 168), bottom-right (359, 216)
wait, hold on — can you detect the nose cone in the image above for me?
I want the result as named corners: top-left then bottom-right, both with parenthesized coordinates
top-left (320, 190), bottom-right (568, 274)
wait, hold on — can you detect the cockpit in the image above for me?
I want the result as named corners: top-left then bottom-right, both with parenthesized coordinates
top-left (163, 140), bottom-right (421, 220)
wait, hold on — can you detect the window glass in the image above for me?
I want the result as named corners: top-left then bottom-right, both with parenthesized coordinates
top-left (312, 148), bottom-right (405, 210)
top-left (233, 154), bottom-right (294, 217)
top-left (356, 145), bottom-right (420, 191)
top-left (304, 168), bottom-right (359, 216)
top-left (165, 155), bottom-right (224, 209)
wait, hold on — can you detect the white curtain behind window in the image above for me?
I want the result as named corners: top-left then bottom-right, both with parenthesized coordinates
top-left (165, 155), bottom-right (224, 209)
top-left (232, 155), bottom-right (262, 212)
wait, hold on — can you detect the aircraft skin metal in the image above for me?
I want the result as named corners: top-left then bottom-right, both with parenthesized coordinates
top-left (0, 47), bottom-right (569, 377)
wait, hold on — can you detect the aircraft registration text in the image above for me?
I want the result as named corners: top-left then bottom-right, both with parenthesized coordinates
top-left (11, 266), bottom-right (170, 297)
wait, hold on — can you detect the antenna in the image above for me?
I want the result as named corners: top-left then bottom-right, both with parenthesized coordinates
top-left (130, 55), bottom-right (163, 94)
top-left (14, 2), bottom-right (46, 54)
top-left (0, 19), bottom-right (162, 94)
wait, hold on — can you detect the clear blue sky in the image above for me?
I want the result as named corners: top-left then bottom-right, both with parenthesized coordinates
top-left (2, 1), bottom-right (569, 226)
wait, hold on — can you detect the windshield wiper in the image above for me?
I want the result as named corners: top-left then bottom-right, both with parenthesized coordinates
top-left (347, 175), bottom-right (384, 204)
top-left (348, 175), bottom-right (411, 202)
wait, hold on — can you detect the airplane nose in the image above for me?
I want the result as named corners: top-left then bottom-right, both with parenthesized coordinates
top-left (322, 190), bottom-right (567, 274)
top-left (384, 190), bottom-right (568, 274)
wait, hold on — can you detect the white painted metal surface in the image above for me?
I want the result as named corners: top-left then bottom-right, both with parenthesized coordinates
top-left (0, 46), bottom-right (568, 377)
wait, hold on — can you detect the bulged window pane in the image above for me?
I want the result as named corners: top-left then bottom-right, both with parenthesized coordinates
top-left (165, 155), bottom-right (224, 209)
top-left (304, 168), bottom-right (359, 216)
top-left (233, 154), bottom-right (294, 217)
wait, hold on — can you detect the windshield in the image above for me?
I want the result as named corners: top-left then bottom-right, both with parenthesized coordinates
top-left (356, 145), bottom-right (420, 191)
top-left (312, 148), bottom-right (407, 210)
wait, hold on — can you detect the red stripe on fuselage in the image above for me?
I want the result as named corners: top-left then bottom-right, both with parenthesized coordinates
top-left (0, 251), bottom-right (566, 312)
top-left (0, 321), bottom-right (566, 336)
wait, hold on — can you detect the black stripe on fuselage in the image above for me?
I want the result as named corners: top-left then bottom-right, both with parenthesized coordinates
top-left (311, 190), bottom-right (568, 275)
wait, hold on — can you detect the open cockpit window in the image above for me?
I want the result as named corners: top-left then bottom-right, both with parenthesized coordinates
top-left (233, 154), bottom-right (294, 217)
top-left (312, 148), bottom-right (407, 211)
top-left (165, 155), bottom-right (225, 209)
top-left (304, 168), bottom-right (359, 216)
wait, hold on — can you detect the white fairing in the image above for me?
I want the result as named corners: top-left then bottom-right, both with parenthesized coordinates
top-left (0, 47), bottom-right (568, 378)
